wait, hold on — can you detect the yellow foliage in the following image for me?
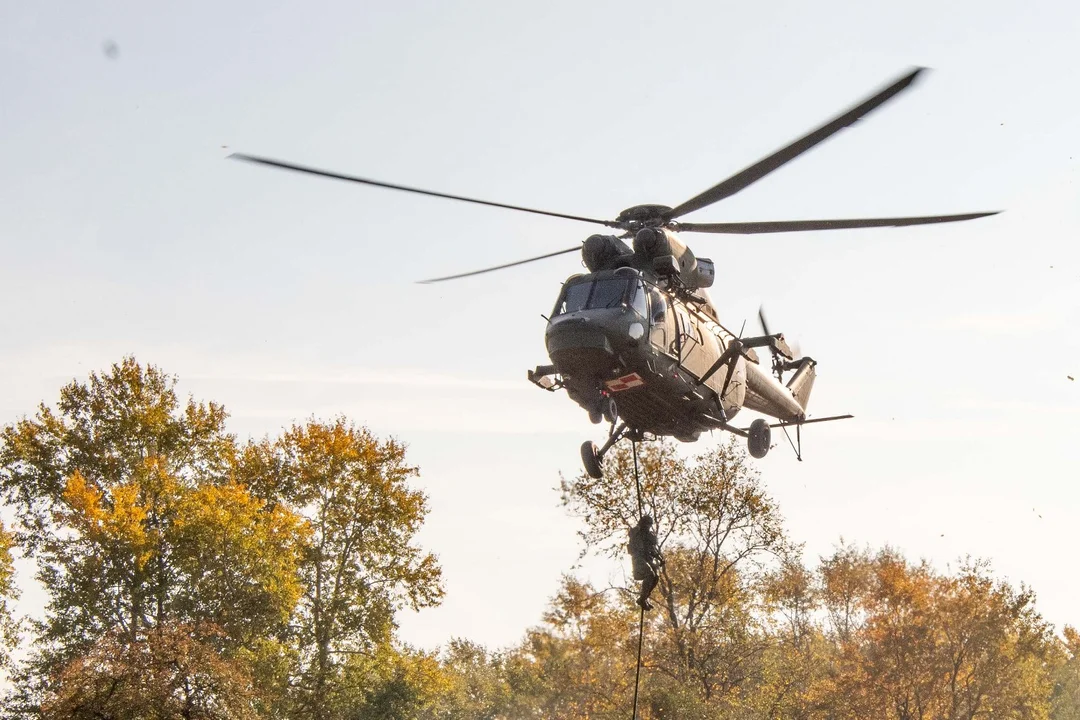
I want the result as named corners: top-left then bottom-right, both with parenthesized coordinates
top-left (61, 469), bottom-right (157, 571)
top-left (172, 481), bottom-right (309, 633)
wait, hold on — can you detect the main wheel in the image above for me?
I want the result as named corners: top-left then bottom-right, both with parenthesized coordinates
top-left (580, 441), bottom-right (603, 479)
top-left (748, 419), bottom-right (771, 459)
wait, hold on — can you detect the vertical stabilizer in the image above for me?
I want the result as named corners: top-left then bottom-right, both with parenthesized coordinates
top-left (786, 359), bottom-right (817, 410)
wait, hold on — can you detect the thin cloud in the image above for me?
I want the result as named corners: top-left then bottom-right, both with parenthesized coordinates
top-left (0, 344), bottom-right (528, 393)
top-left (186, 369), bottom-right (527, 392)
top-left (932, 312), bottom-right (1059, 336)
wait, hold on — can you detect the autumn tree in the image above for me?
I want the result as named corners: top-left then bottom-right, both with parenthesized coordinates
top-left (427, 639), bottom-right (517, 719)
top-left (324, 639), bottom-right (519, 720)
top-left (235, 419), bottom-right (444, 720)
top-left (1052, 626), bottom-right (1080, 720)
top-left (0, 358), bottom-right (308, 708)
top-left (560, 438), bottom-right (794, 716)
top-left (819, 546), bottom-right (1057, 720)
top-left (750, 558), bottom-right (830, 720)
top-left (0, 521), bottom-right (19, 670)
top-left (506, 576), bottom-right (638, 719)
top-left (40, 622), bottom-right (259, 720)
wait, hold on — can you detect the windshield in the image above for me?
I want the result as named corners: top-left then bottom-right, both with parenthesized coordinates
top-left (630, 279), bottom-right (648, 318)
top-left (553, 277), bottom-right (631, 315)
top-left (556, 282), bottom-right (592, 315)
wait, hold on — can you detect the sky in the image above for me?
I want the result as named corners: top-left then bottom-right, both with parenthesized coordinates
top-left (1, 0), bottom-right (1078, 656)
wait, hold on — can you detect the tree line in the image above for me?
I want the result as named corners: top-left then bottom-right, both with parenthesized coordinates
top-left (0, 357), bottom-right (1076, 719)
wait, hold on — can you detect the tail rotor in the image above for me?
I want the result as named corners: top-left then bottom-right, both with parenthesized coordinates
top-left (758, 306), bottom-right (797, 382)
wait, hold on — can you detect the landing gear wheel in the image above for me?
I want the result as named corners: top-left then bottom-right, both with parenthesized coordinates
top-left (603, 397), bottom-right (618, 424)
top-left (581, 441), bottom-right (603, 479)
top-left (748, 419), bottom-right (771, 459)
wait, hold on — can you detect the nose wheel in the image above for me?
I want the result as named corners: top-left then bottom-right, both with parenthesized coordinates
top-left (580, 421), bottom-right (630, 479)
top-left (581, 441), bottom-right (604, 479)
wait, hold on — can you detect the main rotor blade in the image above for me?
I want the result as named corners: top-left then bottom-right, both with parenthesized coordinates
top-left (230, 153), bottom-right (619, 228)
top-left (667, 67), bottom-right (927, 220)
top-left (417, 245), bottom-right (581, 284)
top-left (677, 211), bottom-right (999, 234)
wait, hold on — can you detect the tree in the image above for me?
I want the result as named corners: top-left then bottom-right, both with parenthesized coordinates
top-left (819, 547), bottom-right (1057, 720)
top-left (560, 438), bottom-right (791, 579)
top-left (505, 576), bottom-right (637, 720)
top-left (40, 622), bottom-right (259, 720)
top-left (235, 419), bottom-right (444, 720)
top-left (431, 639), bottom-right (514, 720)
top-left (170, 482), bottom-right (308, 647)
top-left (0, 357), bottom-right (233, 556)
top-left (0, 358), bottom-right (308, 706)
top-left (560, 439), bottom-right (793, 715)
top-left (0, 521), bottom-right (19, 670)
top-left (1052, 626), bottom-right (1080, 720)
top-left (751, 558), bottom-right (828, 720)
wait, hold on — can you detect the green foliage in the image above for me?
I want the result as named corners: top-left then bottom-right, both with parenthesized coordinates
top-left (0, 522), bottom-right (19, 670)
top-left (561, 438), bottom-right (791, 571)
top-left (1052, 627), bottom-right (1080, 720)
top-left (0, 358), bottom-right (287, 666)
top-left (435, 639), bottom-right (515, 719)
top-left (0, 359), bottom-right (442, 720)
top-left (0, 357), bottom-right (1071, 720)
top-left (547, 440), bottom-right (1060, 719)
top-left (0, 357), bottom-right (232, 551)
top-left (170, 482), bottom-right (308, 645)
top-left (236, 419), bottom-right (444, 719)
top-left (561, 438), bottom-right (793, 716)
top-left (508, 576), bottom-right (637, 719)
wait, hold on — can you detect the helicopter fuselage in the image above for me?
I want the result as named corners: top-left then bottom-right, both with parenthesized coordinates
top-left (536, 264), bottom-right (813, 442)
top-left (231, 67), bottom-right (996, 470)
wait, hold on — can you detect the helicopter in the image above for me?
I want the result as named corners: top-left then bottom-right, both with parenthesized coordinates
top-left (229, 67), bottom-right (998, 478)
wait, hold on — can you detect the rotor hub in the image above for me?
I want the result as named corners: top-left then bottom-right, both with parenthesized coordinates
top-left (616, 204), bottom-right (673, 228)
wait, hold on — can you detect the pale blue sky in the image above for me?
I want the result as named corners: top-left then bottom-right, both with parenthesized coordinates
top-left (2, 0), bottom-right (1078, 656)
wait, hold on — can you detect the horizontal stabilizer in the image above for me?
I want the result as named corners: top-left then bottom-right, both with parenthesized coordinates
top-left (769, 414), bottom-right (854, 428)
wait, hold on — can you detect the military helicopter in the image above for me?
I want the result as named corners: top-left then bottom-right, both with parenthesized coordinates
top-left (230, 67), bottom-right (998, 478)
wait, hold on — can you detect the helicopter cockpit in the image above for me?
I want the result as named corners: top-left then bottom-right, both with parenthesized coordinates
top-left (551, 270), bottom-right (649, 319)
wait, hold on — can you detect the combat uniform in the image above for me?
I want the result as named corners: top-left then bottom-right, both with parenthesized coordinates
top-left (628, 515), bottom-right (663, 610)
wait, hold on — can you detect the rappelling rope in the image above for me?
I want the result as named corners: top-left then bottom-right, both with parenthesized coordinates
top-left (632, 439), bottom-right (643, 517)
top-left (630, 439), bottom-right (645, 720)
top-left (631, 602), bottom-right (645, 719)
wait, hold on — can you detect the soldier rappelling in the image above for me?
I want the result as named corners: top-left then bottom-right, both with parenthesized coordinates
top-left (628, 515), bottom-right (664, 610)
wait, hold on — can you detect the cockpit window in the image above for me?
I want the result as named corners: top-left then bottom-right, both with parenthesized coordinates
top-left (630, 280), bottom-right (648, 318)
top-left (555, 282), bottom-right (591, 315)
top-left (587, 278), bottom-right (628, 309)
top-left (649, 289), bottom-right (667, 323)
top-left (553, 277), bottom-right (632, 316)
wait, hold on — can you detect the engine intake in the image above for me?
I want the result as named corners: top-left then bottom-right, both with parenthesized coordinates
top-left (633, 227), bottom-right (714, 289)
